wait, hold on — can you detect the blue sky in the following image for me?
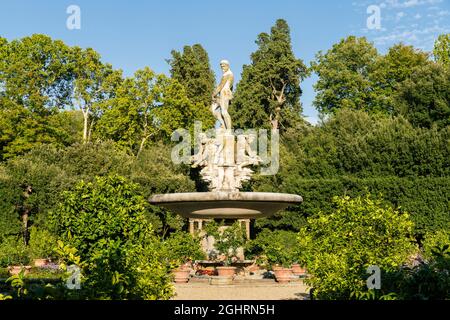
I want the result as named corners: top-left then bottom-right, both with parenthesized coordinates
top-left (0, 0), bottom-right (449, 124)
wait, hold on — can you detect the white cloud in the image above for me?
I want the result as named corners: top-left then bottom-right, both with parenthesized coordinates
top-left (373, 24), bottom-right (449, 47)
top-left (380, 0), bottom-right (443, 8)
top-left (414, 13), bottom-right (422, 19)
top-left (396, 11), bottom-right (406, 20)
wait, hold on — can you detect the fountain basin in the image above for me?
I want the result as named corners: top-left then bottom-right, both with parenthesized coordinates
top-left (149, 192), bottom-right (303, 219)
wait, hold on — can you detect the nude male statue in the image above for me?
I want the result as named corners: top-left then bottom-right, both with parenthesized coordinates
top-left (211, 60), bottom-right (234, 130)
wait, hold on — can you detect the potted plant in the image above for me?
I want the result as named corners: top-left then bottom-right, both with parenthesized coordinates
top-left (0, 237), bottom-right (32, 276)
top-left (246, 230), bottom-right (297, 283)
top-left (164, 231), bottom-right (205, 283)
top-left (204, 221), bottom-right (246, 278)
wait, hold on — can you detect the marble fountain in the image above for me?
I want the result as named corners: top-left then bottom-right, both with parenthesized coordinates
top-left (149, 60), bottom-right (303, 262)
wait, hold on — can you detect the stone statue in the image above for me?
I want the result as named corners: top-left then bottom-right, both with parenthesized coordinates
top-left (211, 60), bottom-right (234, 130)
top-left (189, 59), bottom-right (262, 192)
top-left (236, 134), bottom-right (262, 170)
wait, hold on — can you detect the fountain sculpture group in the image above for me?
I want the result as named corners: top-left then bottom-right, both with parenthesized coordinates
top-left (149, 60), bottom-right (303, 241)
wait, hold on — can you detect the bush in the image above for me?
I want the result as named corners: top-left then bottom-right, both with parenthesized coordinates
top-left (28, 226), bottom-right (57, 260)
top-left (298, 195), bottom-right (416, 300)
top-left (381, 243), bottom-right (450, 300)
top-left (163, 231), bottom-right (205, 268)
top-left (256, 176), bottom-right (450, 236)
top-left (49, 175), bottom-right (173, 300)
top-left (422, 229), bottom-right (450, 260)
top-left (0, 237), bottom-right (30, 267)
top-left (246, 230), bottom-right (300, 268)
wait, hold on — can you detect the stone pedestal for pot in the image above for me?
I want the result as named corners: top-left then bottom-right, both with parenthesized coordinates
top-left (273, 267), bottom-right (293, 283)
top-left (210, 276), bottom-right (233, 285)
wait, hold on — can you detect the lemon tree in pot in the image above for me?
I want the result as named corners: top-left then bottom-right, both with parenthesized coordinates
top-left (246, 230), bottom-right (297, 283)
top-left (164, 231), bottom-right (205, 283)
top-left (204, 220), bottom-right (246, 278)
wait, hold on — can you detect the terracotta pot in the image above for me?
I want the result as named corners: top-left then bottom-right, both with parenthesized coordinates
top-left (273, 267), bottom-right (293, 283)
top-left (173, 267), bottom-right (191, 283)
top-left (216, 266), bottom-right (236, 278)
top-left (291, 264), bottom-right (307, 276)
top-left (272, 265), bottom-right (282, 272)
top-left (8, 266), bottom-right (31, 276)
top-left (33, 258), bottom-right (48, 267)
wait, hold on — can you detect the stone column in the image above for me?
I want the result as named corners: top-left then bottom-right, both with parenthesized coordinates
top-left (238, 219), bottom-right (251, 239)
top-left (189, 219), bottom-right (195, 235)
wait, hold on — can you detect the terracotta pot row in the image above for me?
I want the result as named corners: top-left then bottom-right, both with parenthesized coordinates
top-left (173, 265), bottom-right (238, 283)
top-left (173, 264), bottom-right (307, 284)
top-left (272, 264), bottom-right (307, 283)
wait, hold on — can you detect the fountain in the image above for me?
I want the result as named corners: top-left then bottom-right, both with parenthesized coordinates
top-left (149, 59), bottom-right (303, 241)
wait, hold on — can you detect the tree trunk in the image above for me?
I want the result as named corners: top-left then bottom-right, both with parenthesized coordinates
top-left (22, 210), bottom-right (29, 245)
top-left (82, 109), bottom-right (89, 144)
top-left (137, 136), bottom-right (148, 158)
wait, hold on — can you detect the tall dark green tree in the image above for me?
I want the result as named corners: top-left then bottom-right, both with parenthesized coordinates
top-left (168, 44), bottom-right (215, 127)
top-left (232, 19), bottom-right (308, 130)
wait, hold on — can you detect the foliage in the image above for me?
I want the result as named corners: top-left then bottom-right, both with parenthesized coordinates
top-left (163, 231), bottom-right (205, 268)
top-left (0, 237), bottom-right (30, 267)
top-left (312, 36), bottom-right (443, 125)
top-left (421, 229), bottom-right (450, 261)
top-left (168, 44), bottom-right (216, 115)
top-left (204, 221), bottom-right (246, 266)
top-left (393, 62), bottom-right (450, 128)
top-left (49, 175), bottom-right (174, 299)
top-left (298, 195), bottom-right (416, 300)
top-left (28, 226), bottom-right (57, 259)
top-left (70, 46), bottom-right (122, 144)
top-left (245, 229), bottom-right (300, 268)
top-left (0, 35), bottom-right (74, 160)
top-left (0, 141), bottom-right (194, 242)
top-left (434, 33), bottom-right (450, 67)
top-left (380, 243), bottom-right (450, 300)
top-left (312, 36), bottom-right (379, 114)
top-left (232, 19), bottom-right (308, 130)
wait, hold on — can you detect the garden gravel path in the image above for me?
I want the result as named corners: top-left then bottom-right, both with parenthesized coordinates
top-left (173, 281), bottom-right (309, 300)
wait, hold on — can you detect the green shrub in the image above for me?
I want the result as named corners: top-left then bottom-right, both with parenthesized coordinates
top-left (422, 229), bottom-right (450, 260)
top-left (299, 195), bottom-right (417, 300)
top-left (28, 226), bottom-right (57, 260)
top-left (49, 175), bottom-right (174, 300)
top-left (0, 237), bottom-right (30, 267)
top-left (246, 229), bottom-right (300, 268)
top-left (163, 231), bottom-right (205, 268)
top-left (256, 176), bottom-right (450, 237)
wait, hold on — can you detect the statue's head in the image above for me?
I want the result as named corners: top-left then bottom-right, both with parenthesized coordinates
top-left (220, 60), bottom-right (230, 72)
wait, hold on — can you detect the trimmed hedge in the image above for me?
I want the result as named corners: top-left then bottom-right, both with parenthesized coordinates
top-left (256, 176), bottom-right (450, 236)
